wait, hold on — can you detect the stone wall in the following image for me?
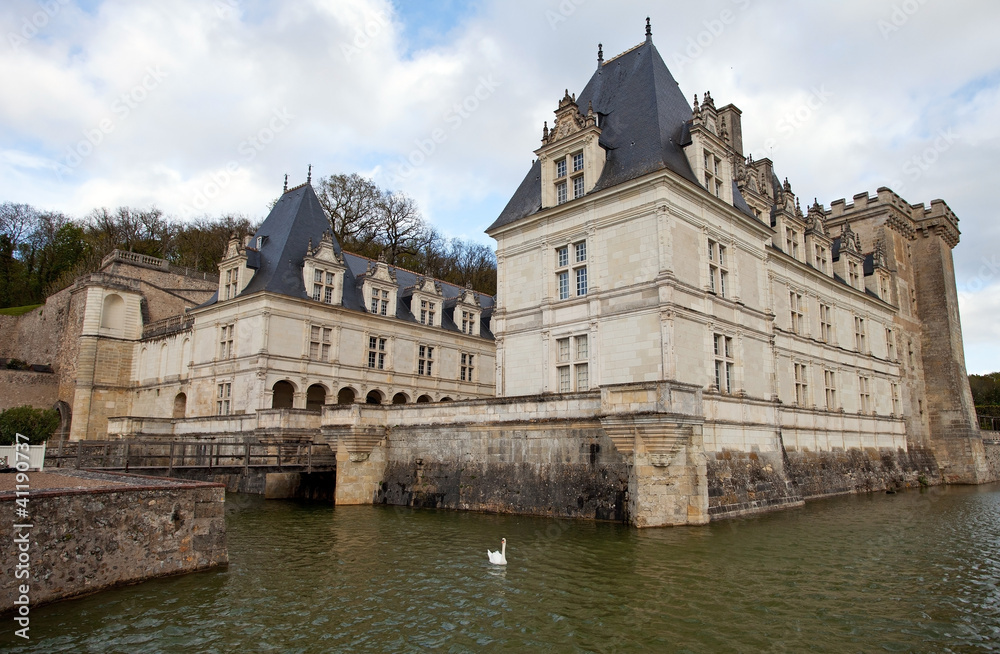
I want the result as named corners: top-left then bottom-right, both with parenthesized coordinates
top-left (706, 444), bottom-right (941, 519)
top-left (375, 424), bottom-right (629, 521)
top-left (0, 473), bottom-right (227, 613)
top-left (0, 370), bottom-right (59, 411)
top-left (0, 285), bottom-right (73, 367)
top-left (983, 441), bottom-right (1000, 481)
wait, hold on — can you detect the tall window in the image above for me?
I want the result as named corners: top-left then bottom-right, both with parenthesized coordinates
top-left (557, 271), bottom-right (569, 300)
top-left (419, 300), bottom-right (436, 325)
top-left (885, 328), bottom-right (896, 360)
top-left (707, 240), bottom-right (729, 298)
top-left (789, 292), bottom-right (803, 334)
top-left (785, 229), bottom-right (799, 259)
top-left (891, 383), bottom-right (901, 415)
top-left (704, 149), bottom-right (723, 198)
top-left (309, 326), bottom-right (332, 360)
top-left (854, 316), bottom-right (867, 353)
top-left (572, 152), bottom-right (584, 173)
top-left (418, 345), bottom-right (434, 376)
top-left (824, 370), bottom-right (837, 410)
top-left (556, 334), bottom-right (589, 392)
top-left (216, 382), bottom-right (231, 415)
top-left (461, 310), bottom-right (476, 335)
top-left (849, 261), bottom-right (861, 289)
top-left (556, 181), bottom-right (568, 204)
top-left (814, 245), bottom-right (828, 274)
top-left (223, 268), bottom-right (239, 300)
top-left (713, 333), bottom-right (734, 393)
top-left (370, 289), bottom-right (390, 316)
top-left (879, 276), bottom-right (890, 299)
top-left (555, 241), bottom-right (587, 299)
top-left (794, 363), bottom-right (808, 406)
top-left (819, 304), bottom-right (833, 343)
top-left (367, 336), bottom-right (387, 370)
top-left (312, 269), bottom-right (336, 303)
top-left (859, 376), bottom-right (871, 413)
top-left (460, 353), bottom-right (475, 382)
top-left (219, 324), bottom-right (235, 359)
top-left (573, 174), bottom-right (585, 199)
top-left (555, 159), bottom-right (566, 179)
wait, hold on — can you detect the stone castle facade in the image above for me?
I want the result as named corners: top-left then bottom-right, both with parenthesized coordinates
top-left (1, 23), bottom-right (991, 525)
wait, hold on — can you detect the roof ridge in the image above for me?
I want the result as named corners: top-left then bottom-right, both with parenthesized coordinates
top-left (603, 40), bottom-right (645, 65)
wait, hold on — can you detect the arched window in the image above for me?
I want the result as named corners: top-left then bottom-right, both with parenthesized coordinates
top-left (100, 294), bottom-right (125, 330)
top-left (306, 384), bottom-right (326, 411)
top-left (365, 390), bottom-right (384, 405)
top-left (272, 380), bottom-right (295, 409)
top-left (337, 387), bottom-right (356, 405)
top-left (392, 392), bottom-right (408, 405)
top-left (416, 395), bottom-right (432, 403)
top-left (439, 397), bottom-right (453, 402)
top-left (173, 393), bottom-right (187, 419)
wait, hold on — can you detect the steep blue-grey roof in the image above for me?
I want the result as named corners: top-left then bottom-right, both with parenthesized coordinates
top-left (488, 38), bottom-right (698, 232)
top-left (203, 182), bottom-right (494, 338)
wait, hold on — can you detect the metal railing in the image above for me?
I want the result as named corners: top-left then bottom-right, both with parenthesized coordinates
top-left (46, 440), bottom-right (330, 474)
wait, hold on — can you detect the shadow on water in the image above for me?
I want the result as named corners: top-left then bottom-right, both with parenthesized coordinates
top-left (6, 485), bottom-right (1000, 652)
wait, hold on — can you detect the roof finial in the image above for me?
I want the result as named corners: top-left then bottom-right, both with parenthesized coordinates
top-left (283, 174), bottom-right (288, 192)
top-left (597, 43), bottom-right (603, 68)
top-left (645, 17), bottom-right (652, 41)
top-left (307, 164), bottom-right (312, 184)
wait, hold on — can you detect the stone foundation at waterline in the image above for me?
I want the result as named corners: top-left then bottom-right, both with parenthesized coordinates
top-left (0, 471), bottom-right (227, 613)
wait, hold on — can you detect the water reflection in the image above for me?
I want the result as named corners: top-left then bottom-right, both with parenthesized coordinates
top-left (10, 484), bottom-right (1000, 653)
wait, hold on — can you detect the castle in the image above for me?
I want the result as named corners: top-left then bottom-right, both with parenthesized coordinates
top-left (2, 22), bottom-right (993, 525)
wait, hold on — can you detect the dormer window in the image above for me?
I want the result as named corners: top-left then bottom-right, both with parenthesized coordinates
top-left (461, 310), bottom-right (476, 334)
top-left (557, 181), bottom-right (568, 204)
top-left (814, 244), bottom-right (828, 273)
top-left (704, 149), bottom-right (723, 198)
top-left (573, 152), bottom-right (584, 172)
top-left (573, 175), bottom-right (585, 199)
top-left (556, 159), bottom-right (567, 178)
top-left (848, 261), bottom-right (861, 289)
top-left (223, 268), bottom-right (239, 300)
top-left (370, 289), bottom-right (390, 315)
top-left (312, 269), bottom-right (337, 304)
top-left (419, 300), bottom-right (436, 325)
top-left (785, 228), bottom-right (799, 259)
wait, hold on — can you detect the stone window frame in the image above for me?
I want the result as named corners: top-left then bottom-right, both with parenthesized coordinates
top-left (793, 361), bottom-right (809, 407)
top-left (703, 148), bottom-right (723, 198)
top-left (854, 315), bottom-right (867, 354)
top-left (858, 375), bottom-right (872, 414)
top-left (713, 332), bottom-right (734, 394)
top-left (460, 352), bottom-right (475, 382)
top-left (814, 244), bottom-right (828, 274)
top-left (308, 324), bottom-right (333, 361)
top-left (219, 323), bottom-right (235, 360)
top-left (555, 333), bottom-right (589, 393)
top-left (417, 343), bottom-right (435, 377)
top-left (222, 267), bottom-right (240, 300)
top-left (824, 369), bottom-right (838, 410)
top-left (418, 299), bottom-right (437, 326)
top-left (311, 268), bottom-right (338, 304)
top-left (891, 382), bottom-right (901, 416)
top-left (885, 327), bottom-right (896, 361)
top-left (216, 381), bottom-right (232, 415)
top-left (819, 303), bottom-right (834, 344)
top-left (554, 238), bottom-right (588, 300)
top-left (785, 227), bottom-right (800, 260)
top-left (367, 335), bottom-right (389, 370)
top-left (707, 238), bottom-right (729, 298)
top-left (789, 291), bottom-right (804, 335)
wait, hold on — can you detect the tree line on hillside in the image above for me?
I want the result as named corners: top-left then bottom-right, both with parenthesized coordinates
top-left (0, 174), bottom-right (497, 309)
top-left (970, 373), bottom-right (1000, 415)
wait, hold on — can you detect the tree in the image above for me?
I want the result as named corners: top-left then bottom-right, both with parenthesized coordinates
top-left (315, 173), bottom-right (382, 250)
top-left (0, 406), bottom-right (60, 445)
top-left (377, 191), bottom-right (425, 265)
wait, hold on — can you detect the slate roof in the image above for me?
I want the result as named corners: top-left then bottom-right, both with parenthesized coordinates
top-left (203, 182), bottom-right (494, 339)
top-left (490, 36), bottom-right (716, 232)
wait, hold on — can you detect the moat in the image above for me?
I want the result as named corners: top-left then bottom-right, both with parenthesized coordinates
top-left (8, 485), bottom-right (1000, 652)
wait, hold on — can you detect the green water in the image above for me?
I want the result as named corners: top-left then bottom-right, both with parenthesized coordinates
top-left (6, 485), bottom-right (1000, 652)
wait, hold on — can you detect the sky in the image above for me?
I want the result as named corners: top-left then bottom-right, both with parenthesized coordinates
top-left (1, 0), bottom-right (998, 372)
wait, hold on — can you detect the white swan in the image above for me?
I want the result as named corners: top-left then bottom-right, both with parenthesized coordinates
top-left (487, 538), bottom-right (507, 565)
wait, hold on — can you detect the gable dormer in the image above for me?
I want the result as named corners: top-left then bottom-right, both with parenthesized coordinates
top-left (804, 199), bottom-right (833, 276)
top-left (303, 230), bottom-right (346, 305)
top-left (360, 254), bottom-right (397, 317)
top-left (865, 237), bottom-right (894, 304)
top-left (454, 286), bottom-right (483, 337)
top-left (410, 276), bottom-right (443, 327)
top-left (771, 179), bottom-right (805, 261)
top-left (684, 91), bottom-right (733, 205)
top-left (536, 90), bottom-right (605, 209)
top-left (218, 233), bottom-right (256, 301)
top-left (834, 222), bottom-right (866, 291)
